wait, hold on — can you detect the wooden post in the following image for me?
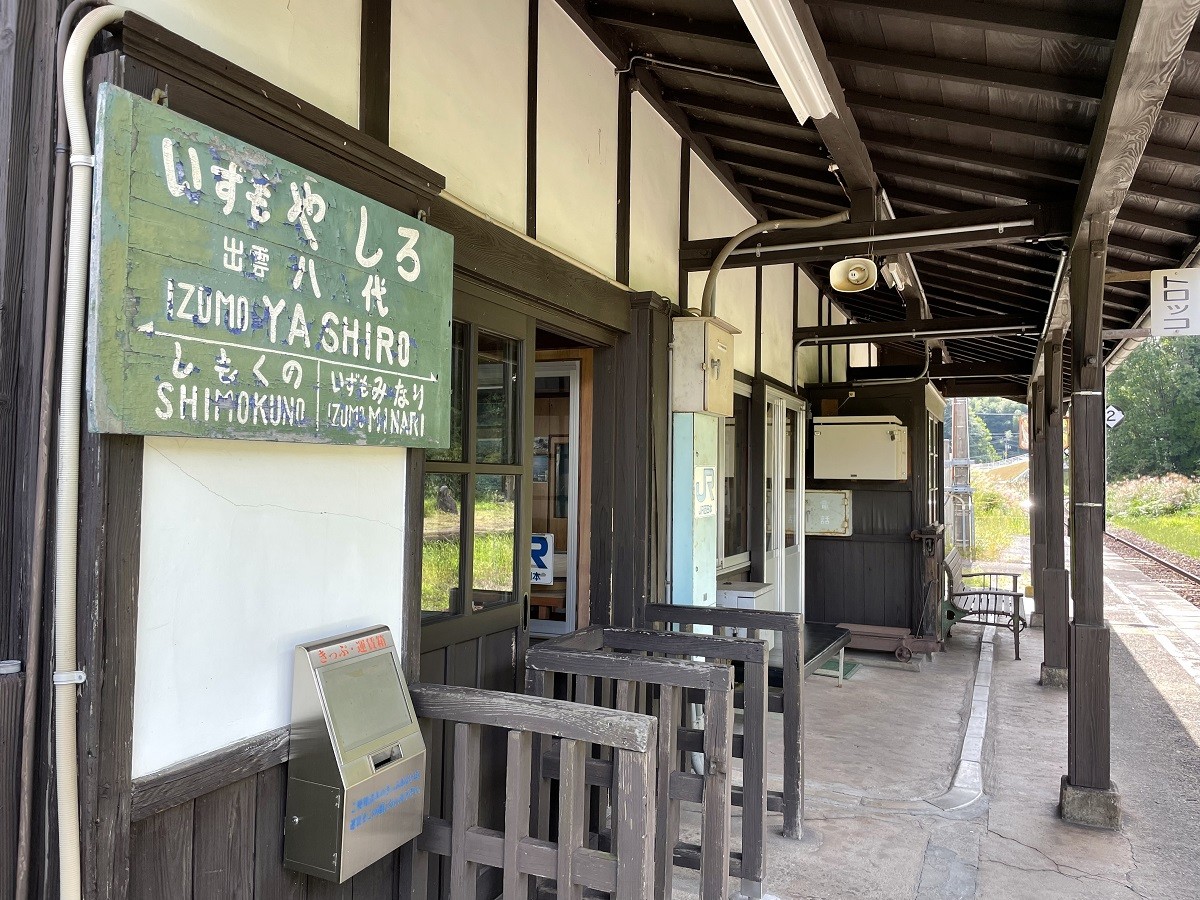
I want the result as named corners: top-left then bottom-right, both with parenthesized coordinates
top-left (1042, 332), bottom-right (1070, 678)
top-left (592, 294), bottom-right (671, 627)
top-left (1028, 376), bottom-right (1046, 623)
top-left (1067, 233), bottom-right (1110, 791)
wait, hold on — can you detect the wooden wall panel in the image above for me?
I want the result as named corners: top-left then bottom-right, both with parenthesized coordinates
top-left (128, 801), bottom-right (194, 900)
top-left (193, 778), bottom-right (257, 900)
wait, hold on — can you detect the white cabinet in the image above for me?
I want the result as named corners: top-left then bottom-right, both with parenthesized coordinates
top-left (812, 416), bottom-right (908, 480)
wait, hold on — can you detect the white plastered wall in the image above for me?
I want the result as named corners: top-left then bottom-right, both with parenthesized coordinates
top-left (119, 0), bottom-right (405, 778)
top-left (120, 0), bottom-right (360, 125)
top-left (133, 438), bottom-right (407, 777)
top-left (831, 305), bottom-right (849, 382)
top-left (390, 0), bottom-right (528, 231)
top-left (536, 0), bottom-right (619, 278)
top-left (629, 93), bottom-right (680, 301)
top-left (760, 264), bottom-right (794, 384)
top-left (795, 271), bottom-right (820, 387)
top-left (687, 152), bottom-right (757, 374)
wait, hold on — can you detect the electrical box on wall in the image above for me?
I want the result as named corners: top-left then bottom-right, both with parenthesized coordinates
top-left (671, 317), bottom-right (739, 416)
top-left (813, 416), bottom-right (908, 481)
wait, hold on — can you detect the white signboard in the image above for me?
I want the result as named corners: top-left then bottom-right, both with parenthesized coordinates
top-left (1151, 269), bottom-right (1200, 336)
top-left (531, 533), bottom-right (554, 585)
top-left (1105, 405), bottom-right (1125, 429)
top-left (693, 466), bottom-right (717, 518)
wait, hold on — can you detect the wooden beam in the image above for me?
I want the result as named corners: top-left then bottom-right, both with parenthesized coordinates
top-left (664, 90), bottom-right (799, 127)
top-left (359, 0), bottom-right (391, 141)
top-left (1116, 204), bottom-right (1197, 237)
top-left (825, 43), bottom-right (1104, 102)
top-left (808, 0), bottom-right (1118, 44)
top-left (1036, 0), bottom-right (1200, 382)
top-left (716, 147), bottom-right (833, 177)
top-left (861, 129), bottom-right (1082, 183)
top-left (935, 378), bottom-right (1030, 398)
top-left (845, 90), bottom-right (1091, 147)
top-left (795, 314), bottom-right (1039, 344)
top-left (681, 204), bottom-right (1070, 270)
top-left (1128, 175), bottom-right (1200, 207)
top-left (848, 361), bottom-right (1030, 379)
top-left (689, 120), bottom-right (825, 159)
top-left (875, 157), bottom-right (1064, 202)
top-left (588, 2), bottom-right (755, 47)
top-left (730, 168), bottom-right (847, 200)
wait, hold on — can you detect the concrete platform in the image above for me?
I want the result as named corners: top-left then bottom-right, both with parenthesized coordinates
top-left (672, 547), bottom-right (1200, 898)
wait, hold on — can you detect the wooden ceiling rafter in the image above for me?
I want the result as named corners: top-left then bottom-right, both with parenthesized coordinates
top-left (824, 43), bottom-right (1105, 103)
top-left (845, 91), bottom-right (1092, 147)
top-left (808, 0), bottom-right (1119, 44)
top-left (1033, 0), bottom-right (1200, 382)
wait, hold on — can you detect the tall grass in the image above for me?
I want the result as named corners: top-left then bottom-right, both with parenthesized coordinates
top-left (1108, 474), bottom-right (1200, 559)
top-left (970, 472), bottom-right (1030, 564)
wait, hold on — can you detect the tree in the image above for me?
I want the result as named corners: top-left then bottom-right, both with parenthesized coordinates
top-left (1106, 337), bottom-right (1200, 480)
top-left (970, 397), bottom-right (1025, 459)
top-left (969, 410), bottom-right (1000, 463)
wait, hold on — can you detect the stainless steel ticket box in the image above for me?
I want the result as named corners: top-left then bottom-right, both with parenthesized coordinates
top-left (284, 626), bottom-right (425, 882)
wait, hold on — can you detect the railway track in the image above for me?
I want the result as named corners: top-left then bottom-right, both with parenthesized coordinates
top-left (1104, 528), bottom-right (1200, 608)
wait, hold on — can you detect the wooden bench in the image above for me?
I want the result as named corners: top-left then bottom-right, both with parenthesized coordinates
top-left (404, 683), bottom-right (658, 900)
top-left (942, 547), bottom-right (1026, 659)
top-left (526, 626), bottom-right (754, 900)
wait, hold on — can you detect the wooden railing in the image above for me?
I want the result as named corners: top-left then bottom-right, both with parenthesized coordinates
top-left (406, 683), bottom-right (658, 900)
top-left (527, 626), bottom-right (754, 900)
top-left (645, 603), bottom-right (807, 839)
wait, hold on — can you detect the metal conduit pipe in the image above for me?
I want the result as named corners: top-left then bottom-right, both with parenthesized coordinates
top-left (15, 4), bottom-right (105, 895)
top-left (698, 211), bottom-right (850, 318)
top-left (56, 7), bottom-right (125, 899)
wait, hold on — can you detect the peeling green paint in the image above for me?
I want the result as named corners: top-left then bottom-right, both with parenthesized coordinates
top-left (87, 85), bottom-right (452, 448)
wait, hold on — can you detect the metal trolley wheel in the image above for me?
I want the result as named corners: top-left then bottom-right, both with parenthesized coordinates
top-left (895, 645), bottom-right (913, 662)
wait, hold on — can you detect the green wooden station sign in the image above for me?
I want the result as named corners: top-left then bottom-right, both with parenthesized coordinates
top-left (87, 85), bottom-right (453, 448)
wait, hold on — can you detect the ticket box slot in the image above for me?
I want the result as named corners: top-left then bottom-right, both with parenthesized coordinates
top-left (284, 626), bottom-right (425, 882)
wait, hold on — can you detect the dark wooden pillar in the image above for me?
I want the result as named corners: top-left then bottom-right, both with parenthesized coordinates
top-left (591, 294), bottom-right (671, 628)
top-left (1042, 331), bottom-right (1069, 680)
top-left (1028, 377), bottom-right (1046, 624)
top-left (1067, 234), bottom-right (1111, 791)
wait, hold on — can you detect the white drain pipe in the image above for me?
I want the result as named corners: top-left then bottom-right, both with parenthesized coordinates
top-left (56, 7), bottom-right (124, 899)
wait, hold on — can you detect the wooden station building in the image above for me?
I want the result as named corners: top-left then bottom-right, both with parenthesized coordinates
top-left (2, 0), bottom-right (1198, 896)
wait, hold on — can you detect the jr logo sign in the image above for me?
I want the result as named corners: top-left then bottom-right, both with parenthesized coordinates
top-left (694, 466), bottom-right (717, 519)
top-left (531, 534), bottom-right (555, 585)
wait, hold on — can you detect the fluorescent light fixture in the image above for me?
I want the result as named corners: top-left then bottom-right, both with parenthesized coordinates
top-left (730, 218), bottom-right (1037, 257)
top-left (734, 0), bottom-right (835, 124)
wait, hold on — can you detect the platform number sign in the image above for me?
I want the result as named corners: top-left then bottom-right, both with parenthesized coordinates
top-left (1105, 405), bottom-right (1125, 429)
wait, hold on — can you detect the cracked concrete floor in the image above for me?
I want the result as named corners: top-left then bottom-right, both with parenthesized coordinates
top-left (673, 548), bottom-right (1200, 899)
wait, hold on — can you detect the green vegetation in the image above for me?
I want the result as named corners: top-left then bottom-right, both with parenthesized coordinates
top-left (1107, 338), bottom-right (1200, 481)
top-left (969, 472), bottom-right (1030, 564)
top-left (420, 476), bottom-right (516, 613)
top-left (1108, 474), bottom-right (1200, 559)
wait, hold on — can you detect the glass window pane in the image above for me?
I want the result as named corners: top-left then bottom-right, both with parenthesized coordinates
top-left (766, 404), bottom-right (776, 552)
top-left (427, 321), bottom-right (467, 462)
top-left (724, 394), bottom-right (750, 557)
top-left (785, 408), bottom-right (799, 548)
top-left (473, 474), bottom-right (517, 607)
top-left (422, 474), bottom-right (463, 616)
top-left (476, 333), bottom-right (520, 465)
